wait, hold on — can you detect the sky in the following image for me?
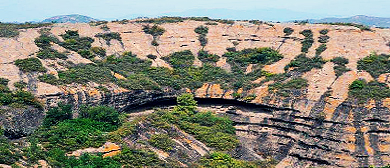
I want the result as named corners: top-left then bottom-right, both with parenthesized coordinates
top-left (0, 0), bottom-right (389, 22)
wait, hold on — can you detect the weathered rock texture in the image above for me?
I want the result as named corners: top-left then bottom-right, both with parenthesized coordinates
top-left (2, 20), bottom-right (390, 167)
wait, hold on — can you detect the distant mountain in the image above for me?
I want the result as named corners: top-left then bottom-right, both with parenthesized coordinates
top-left (42, 14), bottom-right (98, 23)
top-left (309, 15), bottom-right (390, 28)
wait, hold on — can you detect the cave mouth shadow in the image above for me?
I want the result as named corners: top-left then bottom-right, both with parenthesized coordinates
top-left (124, 97), bottom-right (276, 113)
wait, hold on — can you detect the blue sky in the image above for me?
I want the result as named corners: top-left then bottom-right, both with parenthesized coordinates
top-left (0, 0), bottom-right (389, 22)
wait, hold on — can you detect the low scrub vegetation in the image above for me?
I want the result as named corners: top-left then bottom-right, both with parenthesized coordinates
top-left (0, 22), bottom-right (52, 38)
top-left (143, 25), bottom-right (165, 46)
top-left (349, 79), bottom-right (390, 103)
top-left (320, 22), bottom-right (371, 31)
top-left (283, 27), bottom-right (294, 36)
top-left (14, 57), bottom-right (46, 72)
top-left (315, 44), bottom-right (327, 56)
top-left (198, 50), bottom-right (219, 63)
top-left (300, 29), bottom-right (314, 53)
top-left (0, 77), bottom-right (41, 108)
top-left (357, 53), bottom-right (390, 78)
top-left (194, 25), bottom-right (209, 47)
top-left (285, 54), bottom-right (326, 73)
top-left (95, 32), bottom-right (122, 45)
top-left (37, 49), bottom-right (67, 60)
top-left (331, 57), bottom-right (350, 77)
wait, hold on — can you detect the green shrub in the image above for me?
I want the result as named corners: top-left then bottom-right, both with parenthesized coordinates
top-left (0, 78), bottom-right (9, 86)
top-left (333, 65), bottom-right (351, 77)
top-left (162, 50), bottom-right (195, 68)
top-left (143, 25), bottom-right (165, 37)
top-left (331, 57), bottom-right (350, 77)
top-left (0, 81), bottom-right (41, 108)
top-left (285, 54), bottom-right (326, 73)
top-left (300, 29), bottom-right (314, 53)
top-left (198, 50), bottom-right (219, 63)
top-left (95, 32), bottom-right (122, 45)
top-left (37, 49), bottom-right (67, 60)
top-left (77, 49), bottom-right (94, 59)
top-left (90, 47), bottom-right (106, 57)
top-left (318, 35), bottom-right (330, 43)
top-left (80, 105), bottom-right (120, 127)
top-left (348, 79), bottom-right (390, 102)
top-left (205, 22), bottom-right (218, 25)
top-left (113, 146), bottom-right (170, 167)
top-left (0, 22), bottom-right (52, 38)
top-left (11, 90), bottom-right (42, 108)
top-left (283, 27), bottom-right (294, 36)
top-left (147, 54), bottom-right (157, 60)
top-left (320, 29), bottom-right (329, 35)
top-left (148, 134), bottom-right (175, 151)
top-left (13, 81), bottom-right (27, 90)
top-left (22, 139), bottom-right (46, 164)
top-left (321, 22), bottom-right (371, 31)
top-left (0, 138), bottom-right (21, 165)
top-left (315, 44), bottom-right (327, 56)
top-left (59, 30), bottom-right (94, 52)
top-left (57, 64), bottom-right (114, 84)
top-left (197, 152), bottom-right (257, 168)
top-left (117, 74), bottom-right (160, 90)
top-left (136, 17), bottom-right (184, 24)
top-left (357, 53), bottom-right (390, 78)
top-left (38, 74), bottom-right (60, 85)
top-left (34, 35), bottom-right (60, 49)
top-left (14, 58), bottom-right (46, 72)
top-left (194, 26), bottom-right (209, 47)
top-left (36, 118), bottom-right (110, 151)
top-left (224, 47), bottom-right (283, 68)
top-left (194, 26), bottom-right (209, 35)
top-left (42, 103), bottom-right (73, 127)
top-left (331, 57), bottom-right (349, 65)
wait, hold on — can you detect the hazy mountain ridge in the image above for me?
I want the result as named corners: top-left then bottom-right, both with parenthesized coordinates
top-left (42, 14), bottom-right (98, 23)
top-left (309, 15), bottom-right (390, 28)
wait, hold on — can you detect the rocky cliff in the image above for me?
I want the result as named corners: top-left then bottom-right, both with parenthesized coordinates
top-left (2, 18), bottom-right (390, 167)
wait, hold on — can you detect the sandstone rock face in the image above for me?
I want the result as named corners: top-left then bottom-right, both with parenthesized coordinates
top-left (2, 20), bottom-right (390, 167)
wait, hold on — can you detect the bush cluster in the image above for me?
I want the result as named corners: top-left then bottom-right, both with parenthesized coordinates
top-left (318, 35), bottom-right (330, 43)
top-left (198, 50), bottom-right (219, 63)
top-left (37, 49), bottom-right (67, 60)
top-left (0, 77), bottom-right (42, 108)
top-left (285, 54), bottom-right (326, 73)
top-left (321, 22), bottom-right (371, 31)
top-left (148, 134), bottom-right (175, 151)
top-left (194, 26), bottom-right (209, 47)
top-left (357, 53), bottom-right (390, 78)
top-left (59, 30), bottom-right (94, 52)
top-left (197, 152), bottom-right (258, 168)
top-left (0, 22), bottom-right (52, 38)
top-left (300, 29), bottom-right (314, 53)
top-left (331, 57), bottom-right (350, 77)
top-left (315, 44), bottom-right (327, 56)
top-left (14, 57), bottom-right (46, 72)
top-left (143, 25), bottom-right (165, 46)
top-left (349, 79), bottom-right (390, 103)
top-left (95, 32), bottom-right (122, 45)
top-left (283, 27), bottom-right (294, 36)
